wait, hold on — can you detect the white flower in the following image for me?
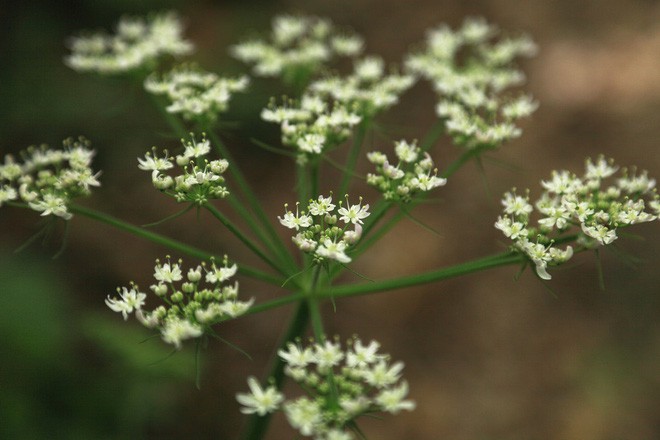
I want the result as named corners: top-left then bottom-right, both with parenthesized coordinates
top-left (313, 340), bottom-right (344, 370)
top-left (581, 223), bottom-right (617, 245)
top-left (154, 261), bottom-right (183, 283)
top-left (28, 193), bottom-right (72, 220)
top-left (308, 195), bottom-right (335, 216)
top-left (284, 397), bottom-right (324, 436)
top-left (160, 317), bottom-right (203, 349)
top-left (315, 239), bottom-right (351, 264)
top-left (236, 377), bottom-right (284, 416)
top-left (138, 152), bottom-right (173, 171)
top-left (205, 262), bottom-right (238, 283)
top-left (338, 199), bottom-right (370, 225)
top-left (375, 381), bottom-right (416, 414)
top-left (363, 360), bottom-right (404, 388)
top-left (278, 203), bottom-right (313, 230)
top-left (279, 342), bottom-right (315, 367)
top-left (347, 339), bottom-right (381, 368)
top-left (105, 287), bottom-right (146, 320)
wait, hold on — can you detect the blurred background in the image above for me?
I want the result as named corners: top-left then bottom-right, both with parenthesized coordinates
top-left (1, 0), bottom-right (659, 439)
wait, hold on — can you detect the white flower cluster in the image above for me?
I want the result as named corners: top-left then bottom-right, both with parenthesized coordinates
top-left (106, 255), bottom-right (252, 349)
top-left (236, 337), bottom-right (415, 439)
top-left (309, 56), bottom-right (416, 117)
top-left (138, 135), bottom-right (229, 205)
top-left (231, 14), bottom-right (363, 81)
top-left (495, 157), bottom-right (659, 279)
top-left (406, 17), bottom-right (538, 149)
top-left (278, 194), bottom-right (370, 264)
top-left (366, 139), bottom-right (447, 202)
top-left (65, 12), bottom-right (193, 74)
top-left (144, 65), bottom-right (249, 122)
top-left (262, 95), bottom-right (362, 162)
top-left (0, 137), bottom-right (101, 220)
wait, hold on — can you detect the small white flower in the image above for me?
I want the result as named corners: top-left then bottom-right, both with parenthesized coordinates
top-left (236, 377), bottom-right (284, 416)
top-left (284, 397), bottom-right (324, 436)
top-left (362, 360), bottom-right (404, 388)
top-left (138, 152), bottom-right (173, 171)
top-left (313, 340), bottom-right (345, 370)
top-left (375, 381), bottom-right (416, 414)
top-left (205, 262), bottom-right (238, 283)
top-left (338, 198), bottom-right (370, 225)
top-left (308, 195), bottom-right (335, 216)
top-left (315, 239), bottom-right (351, 264)
top-left (279, 342), bottom-right (315, 367)
top-left (154, 261), bottom-right (183, 283)
top-left (160, 317), bottom-right (203, 349)
top-left (105, 287), bottom-right (146, 320)
top-left (347, 339), bottom-right (381, 368)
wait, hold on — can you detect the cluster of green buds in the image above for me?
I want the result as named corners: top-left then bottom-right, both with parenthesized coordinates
top-left (262, 94), bottom-right (362, 163)
top-left (138, 134), bottom-right (229, 205)
top-left (65, 12), bottom-right (193, 75)
top-left (144, 64), bottom-right (249, 123)
top-left (495, 156), bottom-right (659, 279)
top-left (308, 55), bottom-right (416, 117)
top-left (0, 137), bottom-right (100, 220)
top-left (366, 139), bottom-right (447, 202)
top-left (231, 14), bottom-right (363, 83)
top-left (105, 255), bottom-right (252, 349)
top-left (237, 336), bottom-right (415, 439)
top-left (278, 194), bottom-right (370, 265)
top-left (406, 17), bottom-right (537, 149)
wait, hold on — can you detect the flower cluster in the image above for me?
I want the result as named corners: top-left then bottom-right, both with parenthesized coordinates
top-left (278, 194), bottom-right (370, 264)
top-left (138, 135), bottom-right (229, 205)
top-left (495, 157), bottom-right (659, 279)
top-left (65, 12), bottom-right (193, 75)
top-left (262, 95), bottom-right (362, 162)
top-left (144, 65), bottom-right (249, 122)
top-left (366, 139), bottom-right (447, 202)
top-left (406, 17), bottom-right (537, 149)
top-left (309, 56), bottom-right (416, 117)
top-left (236, 337), bottom-right (415, 439)
top-left (106, 255), bottom-right (252, 348)
top-left (231, 14), bottom-right (363, 83)
top-left (0, 137), bottom-right (100, 220)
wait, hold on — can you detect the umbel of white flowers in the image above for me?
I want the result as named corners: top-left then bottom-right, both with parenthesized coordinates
top-left (65, 11), bottom-right (193, 74)
top-left (0, 137), bottom-right (101, 220)
top-left (237, 336), bottom-right (415, 439)
top-left (106, 255), bottom-right (252, 348)
top-left (278, 193), bottom-right (371, 264)
top-left (137, 134), bottom-right (230, 205)
top-left (495, 156), bottom-right (659, 279)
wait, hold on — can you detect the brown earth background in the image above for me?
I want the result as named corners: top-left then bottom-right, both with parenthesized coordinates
top-left (1, 0), bottom-right (659, 439)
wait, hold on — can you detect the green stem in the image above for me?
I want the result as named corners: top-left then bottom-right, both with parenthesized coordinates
top-left (249, 251), bottom-right (524, 314)
top-left (68, 204), bottom-right (281, 285)
top-left (239, 301), bottom-right (310, 440)
top-left (307, 266), bottom-right (325, 341)
top-left (205, 129), bottom-right (296, 270)
top-left (339, 118), bottom-right (370, 197)
top-left (203, 203), bottom-right (289, 276)
top-left (329, 251), bottom-right (523, 298)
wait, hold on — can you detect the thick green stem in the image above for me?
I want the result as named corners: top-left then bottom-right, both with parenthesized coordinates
top-left (239, 301), bottom-right (310, 440)
top-left (68, 204), bottom-right (281, 285)
top-left (329, 251), bottom-right (523, 298)
top-left (248, 251), bottom-right (524, 314)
